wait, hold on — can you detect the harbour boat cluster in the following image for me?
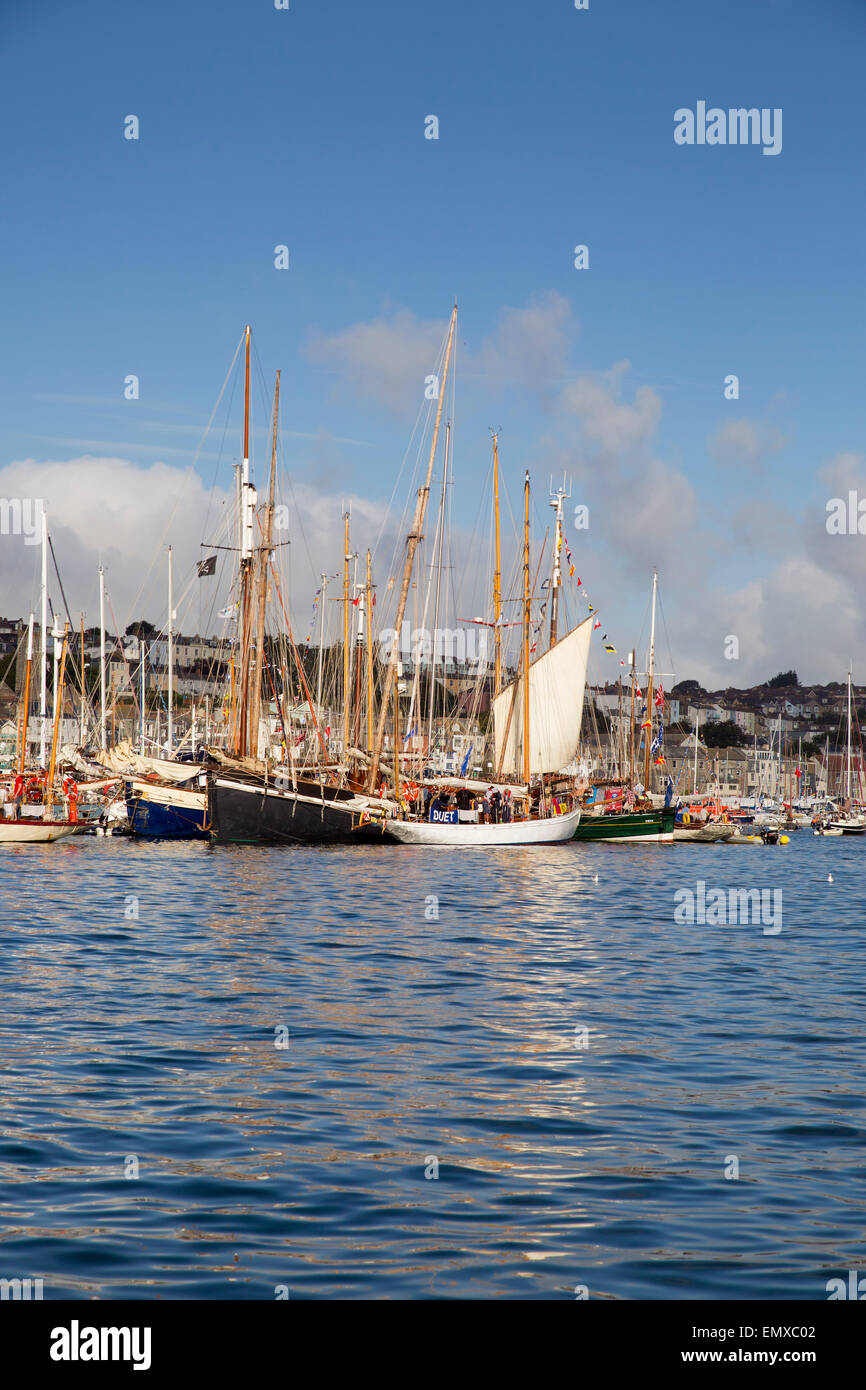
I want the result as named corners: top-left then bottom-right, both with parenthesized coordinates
top-left (3, 316), bottom-right (865, 854)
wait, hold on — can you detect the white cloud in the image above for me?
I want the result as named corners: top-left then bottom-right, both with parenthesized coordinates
top-left (306, 308), bottom-right (448, 415)
top-left (708, 418), bottom-right (787, 469)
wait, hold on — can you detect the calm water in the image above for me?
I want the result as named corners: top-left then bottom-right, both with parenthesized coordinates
top-left (0, 832), bottom-right (864, 1300)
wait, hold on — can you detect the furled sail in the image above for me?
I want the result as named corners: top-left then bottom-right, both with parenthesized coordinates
top-left (493, 614), bottom-right (592, 776)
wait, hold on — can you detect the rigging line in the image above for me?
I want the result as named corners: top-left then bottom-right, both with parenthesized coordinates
top-left (371, 317), bottom-right (452, 567)
top-left (47, 532), bottom-right (74, 634)
top-left (120, 331), bottom-right (245, 632)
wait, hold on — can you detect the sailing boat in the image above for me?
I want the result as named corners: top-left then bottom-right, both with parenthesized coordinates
top-left (120, 546), bottom-right (209, 838)
top-left (2, 615), bottom-right (78, 843)
top-left (573, 570), bottom-right (675, 843)
top-left (827, 668), bottom-right (866, 835)
top-left (388, 467), bottom-right (584, 845)
top-left (206, 328), bottom-right (396, 844)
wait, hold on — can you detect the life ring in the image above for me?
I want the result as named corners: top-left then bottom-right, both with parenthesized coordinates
top-left (401, 780), bottom-right (419, 802)
top-left (682, 811), bottom-right (690, 826)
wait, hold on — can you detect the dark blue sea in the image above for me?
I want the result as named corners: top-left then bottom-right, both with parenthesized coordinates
top-left (1, 833), bottom-right (864, 1300)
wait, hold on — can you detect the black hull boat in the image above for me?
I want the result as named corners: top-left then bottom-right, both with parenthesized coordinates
top-left (207, 771), bottom-right (396, 845)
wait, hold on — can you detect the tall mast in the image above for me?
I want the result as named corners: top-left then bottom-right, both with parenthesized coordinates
top-left (140, 637), bottom-right (146, 755)
top-left (522, 470), bottom-right (531, 787)
top-left (352, 554), bottom-right (364, 764)
top-left (251, 371), bottom-right (279, 761)
top-left (365, 550), bottom-right (374, 750)
top-left (694, 707), bottom-right (700, 794)
top-left (237, 325), bottom-right (256, 757)
top-left (367, 302), bottom-right (457, 793)
top-left (79, 613), bottom-right (86, 745)
top-left (316, 573), bottom-right (328, 718)
top-left (51, 615), bottom-right (62, 755)
top-left (343, 510), bottom-right (351, 763)
top-left (847, 667), bottom-right (852, 802)
top-left (548, 479), bottom-right (567, 648)
top-left (47, 622), bottom-right (69, 794)
top-left (98, 564), bottom-right (107, 751)
top-left (425, 418), bottom-right (450, 755)
top-left (629, 651), bottom-right (636, 787)
top-left (643, 568), bottom-right (658, 793)
top-left (167, 546), bottom-right (174, 754)
top-left (492, 432), bottom-right (502, 696)
top-left (19, 615), bottom-right (34, 775)
top-left (40, 507), bottom-right (48, 764)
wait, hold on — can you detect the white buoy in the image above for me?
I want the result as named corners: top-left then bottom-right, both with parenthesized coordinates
top-left (828, 873), bottom-right (834, 883)
top-left (593, 873), bottom-right (599, 884)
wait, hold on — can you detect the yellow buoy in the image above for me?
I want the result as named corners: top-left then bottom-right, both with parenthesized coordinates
top-left (780, 834), bottom-right (790, 844)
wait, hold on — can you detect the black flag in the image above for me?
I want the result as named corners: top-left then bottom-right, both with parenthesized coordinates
top-left (197, 555), bottom-right (217, 577)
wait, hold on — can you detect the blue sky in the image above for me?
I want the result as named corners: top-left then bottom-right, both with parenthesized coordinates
top-left (1, 0), bottom-right (864, 684)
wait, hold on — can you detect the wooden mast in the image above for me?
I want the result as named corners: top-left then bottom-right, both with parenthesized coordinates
top-left (548, 484), bottom-right (566, 648)
top-left (352, 556), bottom-right (364, 766)
top-left (366, 302), bottom-right (457, 793)
top-left (629, 651), bottom-right (636, 787)
top-left (238, 325), bottom-right (253, 757)
top-left (250, 370), bottom-right (279, 761)
top-left (79, 612), bottom-right (85, 745)
top-left (522, 470), bottom-right (531, 788)
top-left (492, 433), bottom-right (502, 696)
top-left (365, 549), bottom-right (374, 751)
top-left (643, 568), bottom-right (658, 794)
top-left (18, 615), bottom-right (34, 776)
top-left (47, 622), bottom-right (69, 796)
top-left (343, 510), bottom-right (351, 766)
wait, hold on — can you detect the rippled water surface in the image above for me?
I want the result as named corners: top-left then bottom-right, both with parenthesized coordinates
top-left (1, 833), bottom-right (864, 1299)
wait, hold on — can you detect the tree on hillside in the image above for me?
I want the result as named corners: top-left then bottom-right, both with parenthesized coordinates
top-left (767, 670), bottom-right (799, 688)
top-left (126, 619), bottom-right (158, 639)
top-left (700, 720), bottom-right (749, 748)
top-left (671, 679), bottom-right (704, 697)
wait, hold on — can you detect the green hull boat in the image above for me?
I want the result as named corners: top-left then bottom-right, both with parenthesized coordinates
top-left (572, 807), bottom-right (676, 843)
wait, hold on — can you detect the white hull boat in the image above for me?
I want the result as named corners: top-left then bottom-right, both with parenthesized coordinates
top-left (387, 806), bottom-right (582, 846)
top-left (0, 819), bottom-right (78, 844)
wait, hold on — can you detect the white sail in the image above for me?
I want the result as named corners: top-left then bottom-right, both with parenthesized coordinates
top-left (94, 740), bottom-right (202, 783)
top-left (493, 615), bottom-right (592, 776)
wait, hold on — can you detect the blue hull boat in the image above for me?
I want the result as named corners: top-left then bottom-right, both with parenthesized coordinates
top-left (125, 780), bottom-right (209, 839)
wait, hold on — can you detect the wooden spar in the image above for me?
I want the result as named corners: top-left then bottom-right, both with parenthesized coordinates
top-left (365, 549), bottom-right (374, 750)
top-left (549, 487), bottom-right (563, 648)
top-left (250, 370), bottom-right (280, 759)
top-left (79, 612), bottom-right (85, 744)
top-left (343, 511), bottom-right (351, 763)
top-left (629, 651), bottom-right (636, 786)
top-left (230, 652), bottom-right (237, 754)
top-left (166, 546), bottom-right (173, 753)
top-left (643, 568), bottom-right (658, 794)
top-left (238, 325), bottom-right (253, 757)
top-left (18, 615), bottom-right (34, 776)
top-left (47, 623), bottom-right (69, 793)
top-left (352, 556), bottom-right (363, 762)
top-left (494, 536), bottom-right (549, 783)
top-left (492, 433), bottom-right (502, 696)
top-left (617, 673), bottom-right (623, 779)
top-left (268, 559), bottom-right (330, 761)
top-left (522, 471), bottom-right (531, 787)
top-left (366, 302), bottom-right (457, 793)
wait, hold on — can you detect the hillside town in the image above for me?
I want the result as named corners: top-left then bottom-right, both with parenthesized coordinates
top-left (1, 612), bottom-right (862, 801)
